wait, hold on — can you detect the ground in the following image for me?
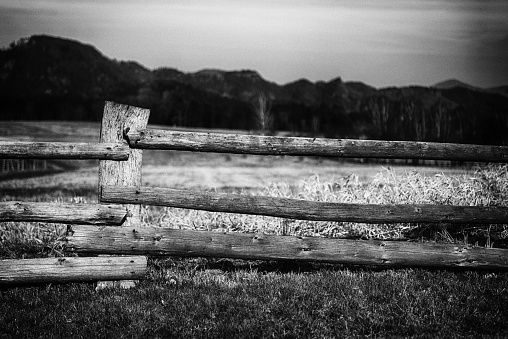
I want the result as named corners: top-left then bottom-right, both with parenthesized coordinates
top-left (2, 121), bottom-right (507, 338)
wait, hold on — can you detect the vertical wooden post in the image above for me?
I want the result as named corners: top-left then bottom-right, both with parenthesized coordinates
top-left (97, 101), bottom-right (150, 288)
top-left (99, 101), bottom-right (150, 217)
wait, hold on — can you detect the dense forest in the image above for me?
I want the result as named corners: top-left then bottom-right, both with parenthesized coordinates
top-left (1, 35), bottom-right (507, 145)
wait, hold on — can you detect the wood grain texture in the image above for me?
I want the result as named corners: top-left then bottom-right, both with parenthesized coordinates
top-left (96, 101), bottom-right (150, 286)
top-left (66, 226), bottom-right (508, 271)
top-left (0, 256), bottom-right (147, 285)
top-left (127, 128), bottom-right (508, 162)
top-left (0, 142), bottom-right (129, 160)
top-left (98, 101), bottom-right (150, 222)
top-left (0, 201), bottom-right (127, 225)
top-left (101, 186), bottom-right (508, 224)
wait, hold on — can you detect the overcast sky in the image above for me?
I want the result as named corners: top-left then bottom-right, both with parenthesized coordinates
top-left (1, 0), bottom-right (507, 88)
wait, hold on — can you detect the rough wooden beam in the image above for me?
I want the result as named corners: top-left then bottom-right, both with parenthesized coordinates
top-left (97, 101), bottom-right (150, 287)
top-left (99, 102), bottom-right (149, 221)
top-left (0, 256), bottom-right (147, 285)
top-left (67, 227), bottom-right (508, 271)
top-left (0, 201), bottom-right (127, 225)
top-left (126, 129), bottom-right (508, 163)
top-left (0, 142), bottom-right (129, 160)
top-left (100, 186), bottom-right (508, 224)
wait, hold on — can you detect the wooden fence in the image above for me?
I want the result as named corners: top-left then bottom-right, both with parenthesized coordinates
top-left (1, 101), bottom-right (508, 286)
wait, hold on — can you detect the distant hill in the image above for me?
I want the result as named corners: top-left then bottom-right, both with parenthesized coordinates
top-left (487, 86), bottom-right (508, 97)
top-left (1, 35), bottom-right (508, 145)
top-left (433, 79), bottom-right (507, 97)
top-left (433, 79), bottom-right (480, 91)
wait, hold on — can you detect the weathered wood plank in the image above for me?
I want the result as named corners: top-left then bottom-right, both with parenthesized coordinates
top-left (99, 102), bottom-right (150, 222)
top-left (66, 226), bottom-right (508, 271)
top-left (0, 142), bottom-right (129, 160)
top-left (97, 101), bottom-right (150, 286)
top-left (0, 201), bottom-right (127, 225)
top-left (101, 186), bottom-right (508, 224)
top-left (0, 256), bottom-right (147, 285)
top-left (126, 129), bottom-right (508, 162)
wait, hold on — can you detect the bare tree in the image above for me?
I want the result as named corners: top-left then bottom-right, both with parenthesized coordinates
top-left (254, 93), bottom-right (273, 135)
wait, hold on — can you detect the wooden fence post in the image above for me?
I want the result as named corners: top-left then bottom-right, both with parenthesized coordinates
top-left (97, 101), bottom-right (150, 288)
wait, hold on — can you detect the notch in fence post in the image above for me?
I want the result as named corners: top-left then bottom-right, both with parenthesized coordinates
top-left (97, 101), bottom-right (150, 289)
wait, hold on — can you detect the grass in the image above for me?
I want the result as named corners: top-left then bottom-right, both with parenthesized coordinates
top-left (1, 258), bottom-right (508, 338)
top-left (142, 164), bottom-right (508, 247)
top-left (1, 143), bottom-right (508, 337)
top-left (1, 165), bottom-right (508, 258)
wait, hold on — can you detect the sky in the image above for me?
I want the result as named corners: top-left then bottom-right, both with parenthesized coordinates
top-left (1, 0), bottom-right (507, 88)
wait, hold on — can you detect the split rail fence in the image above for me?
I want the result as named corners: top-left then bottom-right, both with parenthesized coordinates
top-left (1, 101), bottom-right (508, 285)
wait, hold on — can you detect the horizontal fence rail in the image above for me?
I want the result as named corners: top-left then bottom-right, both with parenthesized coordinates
top-left (0, 202), bottom-right (127, 225)
top-left (0, 256), bottom-right (147, 285)
top-left (4, 101), bottom-right (508, 287)
top-left (0, 142), bottom-right (129, 160)
top-left (101, 186), bottom-right (508, 224)
top-left (66, 227), bottom-right (508, 271)
top-left (127, 129), bottom-right (508, 162)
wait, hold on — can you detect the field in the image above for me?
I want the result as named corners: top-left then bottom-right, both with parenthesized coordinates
top-left (1, 121), bottom-right (508, 338)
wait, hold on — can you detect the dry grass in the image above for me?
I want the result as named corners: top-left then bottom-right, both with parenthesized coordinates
top-left (1, 162), bottom-right (507, 259)
top-left (141, 164), bottom-right (508, 247)
top-left (1, 121), bottom-right (508, 337)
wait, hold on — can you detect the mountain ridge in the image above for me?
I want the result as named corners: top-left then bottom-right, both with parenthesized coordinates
top-left (432, 79), bottom-right (479, 91)
top-left (1, 35), bottom-right (507, 145)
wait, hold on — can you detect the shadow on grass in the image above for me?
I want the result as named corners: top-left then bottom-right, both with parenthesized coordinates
top-left (148, 255), bottom-right (508, 277)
